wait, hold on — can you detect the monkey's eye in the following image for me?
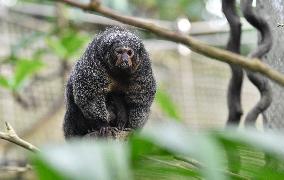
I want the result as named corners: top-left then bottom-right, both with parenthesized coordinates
top-left (115, 49), bottom-right (123, 54)
top-left (127, 49), bottom-right (134, 56)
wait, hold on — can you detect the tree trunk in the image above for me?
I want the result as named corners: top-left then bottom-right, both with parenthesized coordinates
top-left (257, 0), bottom-right (284, 129)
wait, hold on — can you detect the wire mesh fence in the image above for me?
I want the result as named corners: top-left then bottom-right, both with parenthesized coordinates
top-left (0, 4), bottom-right (265, 149)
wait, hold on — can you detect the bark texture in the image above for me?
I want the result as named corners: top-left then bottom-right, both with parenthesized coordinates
top-left (257, 0), bottom-right (284, 129)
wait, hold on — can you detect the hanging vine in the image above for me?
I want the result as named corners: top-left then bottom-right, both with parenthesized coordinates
top-left (222, 0), bottom-right (244, 126)
top-left (241, 0), bottom-right (273, 127)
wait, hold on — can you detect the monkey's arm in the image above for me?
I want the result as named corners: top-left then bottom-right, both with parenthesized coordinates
top-left (126, 71), bottom-right (156, 129)
top-left (72, 61), bottom-right (109, 122)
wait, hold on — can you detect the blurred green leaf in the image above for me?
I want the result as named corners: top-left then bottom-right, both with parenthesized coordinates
top-left (155, 88), bottom-right (182, 121)
top-left (0, 75), bottom-right (10, 89)
top-left (33, 157), bottom-right (67, 180)
top-left (0, 59), bottom-right (44, 91)
top-left (60, 30), bottom-right (89, 58)
top-left (133, 156), bottom-right (200, 179)
top-left (140, 122), bottom-right (227, 180)
top-left (46, 36), bottom-right (67, 59)
top-left (33, 141), bottom-right (132, 180)
top-left (30, 121), bottom-right (284, 180)
top-left (12, 59), bottom-right (44, 90)
top-left (46, 30), bottom-right (88, 60)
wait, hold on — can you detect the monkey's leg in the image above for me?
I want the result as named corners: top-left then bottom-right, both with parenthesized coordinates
top-left (109, 94), bottom-right (128, 130)
top-left (72, 62), bottom-right (110, 123)
top-left (128, 106), bottom-right (150, 129)
top-left (63, 107), bottom-right (87, 138)
top-left (78, 94), bottom-right (109, 122)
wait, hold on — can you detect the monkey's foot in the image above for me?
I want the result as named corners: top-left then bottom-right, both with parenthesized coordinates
top-left (99, 127), bottom-right (119, 137)
top-left (122, 128), bottom-right (132, 131)
top-left (117, 123), bottom-right (127, 131)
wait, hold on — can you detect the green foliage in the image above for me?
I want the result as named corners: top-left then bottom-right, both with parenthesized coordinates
top-left (155, 88), bottom-right (182, 121)
top-left (46, 30), bottom-right (89, 60)
top-left (0, 59), bottom-right (44, 91)
top-left (32, 122), bottom-right (284, 180)
top-left (0, 28), bottom-right (89, 92)
top-left (33, 142), bottom-right (132, 180)
top-left (0, 76), bottom-right (10, 89)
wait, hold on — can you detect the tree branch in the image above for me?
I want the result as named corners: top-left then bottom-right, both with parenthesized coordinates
top-left (58, 0), bottom-right (284, 86)
top-left (0, 122), bottom-right (39, 153)
top-left (0, 165), bottom-right (32, 173)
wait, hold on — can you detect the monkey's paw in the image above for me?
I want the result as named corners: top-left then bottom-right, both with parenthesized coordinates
top-left (99, 127), bottom-right (119, 137)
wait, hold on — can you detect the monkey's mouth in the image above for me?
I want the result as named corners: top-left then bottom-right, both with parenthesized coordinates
top-left (115, 59), bottom-right (132, 70)
top-left (118, 61), bottom-right (130, 69)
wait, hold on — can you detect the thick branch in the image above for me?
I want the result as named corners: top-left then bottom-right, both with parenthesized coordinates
top-left (58, 0), bottom-right (284, 86)
top-left (0, 122), bottom-right (39, 153)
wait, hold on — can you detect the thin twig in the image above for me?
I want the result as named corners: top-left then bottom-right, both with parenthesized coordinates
top-left (57, 0), bottom-right (284, 86)
top-left (0, 165), bottom-right (32, 173)
top-left (0, 122), bottom-right (39, 153)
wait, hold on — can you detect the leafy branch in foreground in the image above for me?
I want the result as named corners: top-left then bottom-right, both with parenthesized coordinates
top-left (31, 121), bottom-right (284, 180)
top-left (1, 120), bottom-right (284, 179)
top-left (57, 0), bottom-right (284, 86)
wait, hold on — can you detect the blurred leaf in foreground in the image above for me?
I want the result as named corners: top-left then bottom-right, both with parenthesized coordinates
top-left (32, 121), bottom-right (284, 180)
top-left (33, 141), bottom-right (132, 180)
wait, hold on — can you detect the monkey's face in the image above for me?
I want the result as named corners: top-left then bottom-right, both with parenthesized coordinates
top-left (99, 27), bottom-right (143, 73)
top-left (114, 47), bottom-right (134, 69)
top-left (107, 44), bottom-right (140, 74)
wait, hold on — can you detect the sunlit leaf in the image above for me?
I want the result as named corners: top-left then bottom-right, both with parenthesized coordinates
top-left (31, 121), bottom-right (284, 179)
top-left (155, 88), bottom-right (182, 121)
top-left (60, 30), bottom-right (89, 58)
top-left (0, 75), bottom-right (10, 89)
top-left (33, 157), bottom-right (67, 180)
top-left (12, 59), bottom-right (44, 90)
top-left (139, 122), bottom-right (227, 180)
top-left (46, 36), bottom-right (67, 59)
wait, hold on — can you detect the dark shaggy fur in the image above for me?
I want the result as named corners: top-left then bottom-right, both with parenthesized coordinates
top-left (63, 27), bottom-right (156, 139)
